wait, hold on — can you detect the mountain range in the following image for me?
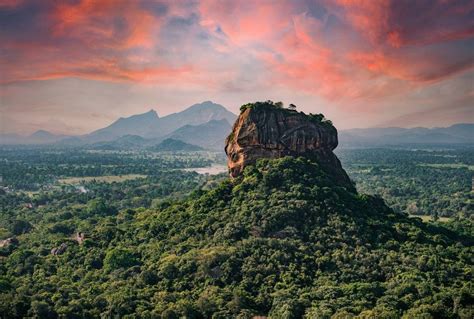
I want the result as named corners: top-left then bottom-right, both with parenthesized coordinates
top-left (338, 123), bottom-right (473, 147)
top-left (1, 101), bottom-right (472, 149)
top-left (163, 119), bottom-right (233, 150)
top-left (0, 101), bottom-right (236, 150)
top-left (0, 130), bottom-right (69, 145)
top-left (86, 101), bottom-right (236, 143)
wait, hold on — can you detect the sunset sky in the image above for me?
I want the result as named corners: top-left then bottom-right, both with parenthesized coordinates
top-left (1, 0), bottom-right (473, 135)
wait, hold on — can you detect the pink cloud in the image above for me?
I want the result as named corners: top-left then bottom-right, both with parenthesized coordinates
top-left (0, 0), bottom-right (23, 8)
top-left (3, 62), bottom-right (195, 84)
top-left (199, 0), bottom-right (294, 46)
top-left (52, 0), bottom-right (158, 49)
top-left (331, 0), bottom-right (474, 47)
top-left (1, 0), bottom-right (472, 103)
top-left (350, 48), bottom-right (474, 84)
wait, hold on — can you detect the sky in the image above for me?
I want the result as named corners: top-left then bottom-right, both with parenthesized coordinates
top-left (1, 0), bottom-right (473, 135)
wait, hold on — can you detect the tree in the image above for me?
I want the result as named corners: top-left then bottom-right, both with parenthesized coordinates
top-left (103, 248), bottom-right (139, 271)
top-left (87, 198), bottom-right (116, 216)
top-left (10, 219), bottom-right (32, 235)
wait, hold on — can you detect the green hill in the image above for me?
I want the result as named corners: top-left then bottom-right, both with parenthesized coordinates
top-left (1, 156), bottom-right (472, 318)
top-left (136, 157), bottom-right (473, 318)
top-left (150, 138), bottom-right (204, 152)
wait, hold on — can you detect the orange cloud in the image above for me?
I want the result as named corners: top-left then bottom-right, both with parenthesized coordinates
top-left (53, 0), bottom-right (158, 49)
top-left (197, 2), bottom-right (406, 101)
top-left (0, 0), bottom-right (192, 87)
top-left (2, 63), bottom-right (194, 85)
top-left (263, 13), bottom-right (352, 99)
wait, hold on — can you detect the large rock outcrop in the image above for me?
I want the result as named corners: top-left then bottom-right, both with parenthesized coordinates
top-left (225, 102), bottom-right (353, 188)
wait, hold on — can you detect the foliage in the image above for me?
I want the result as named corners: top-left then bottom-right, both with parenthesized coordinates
top-left (0, 147), bottom-right (222, 191)
top-left (307, 113), bottom-right (334, 128)
top-left (103, 248), bottom-right (139, 271)
top-left (239, 100), bottom-right (285, 113)
top-left (9, 219), bottom-right (32, 235)
top-left (87, 198), bottom-right (117, 216)
top-left (0, 155), bottom-right (472, 318)
top-left (337, 147), bottom-right (473, 218)
top-left (239, 101), bottom-right (335, 131)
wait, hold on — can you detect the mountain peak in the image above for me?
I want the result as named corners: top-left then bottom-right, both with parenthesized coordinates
top-left (150, 138), bottom-right (203, 152)
top-left (85, 102), bottom-right (236, 143)
top-left (146, 109), bottom-right (159, 117)
top-left (31, 130), bottom-right (55, 138)
top-left (186, 100), bottom-right (224, 111)
top-left (126, 109), bottom-right (159, 120)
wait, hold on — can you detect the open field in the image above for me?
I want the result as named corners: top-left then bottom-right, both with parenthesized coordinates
top-left (183, 164), bottom-right (227, 175)
top-left (409, 214), bottom-right (452, 223)
top-left (58, 174), bottom-right (147, 184)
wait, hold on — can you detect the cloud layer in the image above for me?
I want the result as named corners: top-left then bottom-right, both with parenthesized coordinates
top-left (1, 0), bottom-right (473, 133)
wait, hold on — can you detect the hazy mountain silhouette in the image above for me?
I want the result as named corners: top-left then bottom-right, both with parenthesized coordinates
top-left (339, 123), bottom-right (473, 147)
top-left (146, 101), bottom-right (236, 138)
top-left (0, 130), bottom-right (68, 145)
top-left (1, 103), bottom-right (471, 148)
top-left (84, 101), bottom-right (236, 143)
top-left (164, 119), bottom-right (232, 150)
top-left (86, 110), bottom-right (159, 142)
top-left (148, 138), bottom-right (204, 152)
top-left (89, 135), bottom-right (155, 150)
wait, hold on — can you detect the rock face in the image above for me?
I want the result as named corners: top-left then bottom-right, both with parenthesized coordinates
top-left (75, 232), bottom-right (85, 245)
top-left (51, 243), bottom-right (68, 255)
top-left (0, 237), bottom-right (18, 248)
top-left (225, 103), bottom-right (353, 188)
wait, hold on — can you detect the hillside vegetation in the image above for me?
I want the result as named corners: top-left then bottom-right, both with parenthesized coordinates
top-left (1, 157), bottom-right (472, 318)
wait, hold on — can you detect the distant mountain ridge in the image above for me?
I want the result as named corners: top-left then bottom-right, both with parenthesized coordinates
top-left (0, 101), bottom-right (237, 149)
top-left (1, 103), bottom-right (472, 149)
top-left (86, 110), bottom-right (160, 143)
top-left (339, 123), bottom-right (473, 147)
top-left (85, 101), bottom-right (236, 142)
top-left (0, 130), bottom-right (69, 145)
top-left (89, 135), bottom-right (154, 150)
top-left (164, 119), bottom-right (232, 151)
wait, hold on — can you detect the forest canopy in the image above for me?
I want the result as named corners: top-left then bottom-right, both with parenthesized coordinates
top-left (1, 156), bottom-right (472, 318)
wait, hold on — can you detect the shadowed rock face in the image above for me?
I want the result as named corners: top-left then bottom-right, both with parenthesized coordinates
top-left (225, 105), bottom-right (353, 188)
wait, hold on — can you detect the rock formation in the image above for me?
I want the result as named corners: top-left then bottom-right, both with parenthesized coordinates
top-left (75, 232), bottom-right (85, 245)
top-left (0, 237), bottom-right (18, 248)
top-left (225, 102), bottom-right (353, 188)
top-left (51, 243), bottom-right (68, 255)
